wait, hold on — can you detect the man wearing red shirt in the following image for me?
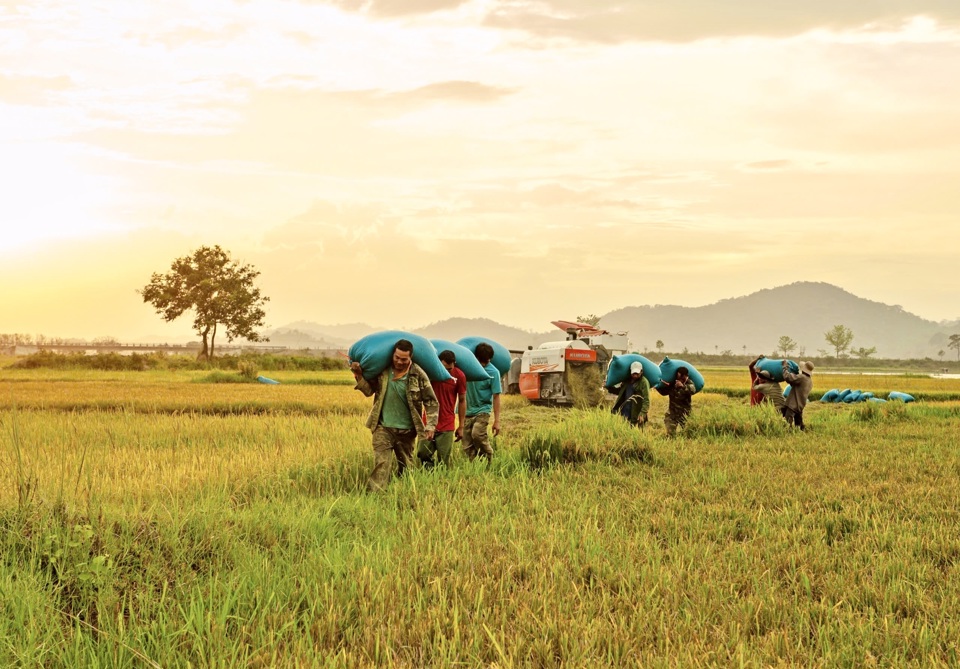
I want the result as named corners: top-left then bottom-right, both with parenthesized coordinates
top-left (417, 349), bottom-right (467, 469)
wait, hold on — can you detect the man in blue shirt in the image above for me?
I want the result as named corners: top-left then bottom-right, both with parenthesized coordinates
top-left (463, 342), bottom-right (502, 461)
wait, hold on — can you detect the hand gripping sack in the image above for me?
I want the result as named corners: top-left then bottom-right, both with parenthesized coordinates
top-left (348, 330), bottom-right (451, 382)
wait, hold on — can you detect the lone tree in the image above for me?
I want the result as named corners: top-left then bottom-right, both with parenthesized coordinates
top-left (576, 314), bottom-right (602, 327)
top-left (949, 334), bottom-right (960, 362)
top-left (140, 245), bottom-right (270, 359)
top-left (852, 346), bottom-right (877, 359)
top-left (777, 335), bottom-right (798, 358)
top-left (824, 324), bottom-right (854, 358)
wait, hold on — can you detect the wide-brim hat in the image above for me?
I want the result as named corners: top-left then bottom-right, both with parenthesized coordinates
top-left (801, 361), bottom-right (815, 375)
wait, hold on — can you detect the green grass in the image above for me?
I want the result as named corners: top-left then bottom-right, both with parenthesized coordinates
top-left (2, 368), bottom-right (960, 667)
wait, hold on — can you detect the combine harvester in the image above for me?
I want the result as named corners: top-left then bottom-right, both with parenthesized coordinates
top-left (507, 320), bottom-right (629, 406)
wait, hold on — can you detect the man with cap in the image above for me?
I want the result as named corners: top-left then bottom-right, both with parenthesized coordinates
top-left (782, 360), bottom-right (814, 430)
top-left (748, 355), bottom-right (786, 411)
top-left (610, 361), bottom-right (650, 428)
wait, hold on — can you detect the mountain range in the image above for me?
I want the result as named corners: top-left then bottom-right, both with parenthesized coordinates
top-left (269, 282), bottom-right (960, 360)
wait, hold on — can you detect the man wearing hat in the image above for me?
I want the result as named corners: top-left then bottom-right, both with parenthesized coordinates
top-left (610, 361), bottom-right (651, 427)
top-left (782, 360), bottom-right (815, 430)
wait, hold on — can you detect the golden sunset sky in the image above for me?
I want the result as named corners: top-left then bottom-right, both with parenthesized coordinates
top-left (2, 1), bottom-right (959, 340)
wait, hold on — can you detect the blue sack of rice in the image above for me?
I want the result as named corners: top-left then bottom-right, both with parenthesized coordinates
top-left (836, 388), bottom-right (852, 403)
top-left (430, 338), bottom-right (492, 382)
top-left (754, 357), bottom-right (799, 382)
top-left (843, 390), bottom-right (862, 403)
top-left (820, 389), bottom-right (840, 402)
top-left (605, 353), bottom-right (661, 391)
top-left (349, 330), bottom-right (451, 382)
top-left (456, 336), bottom-right (512, 377)
top-left (888, 391), bottom-right (915, 403)
top-left (656, 357), bottom-right (705, 393)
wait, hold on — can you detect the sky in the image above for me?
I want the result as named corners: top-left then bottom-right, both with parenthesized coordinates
top-left (2, 0), bottom-right (960, 341)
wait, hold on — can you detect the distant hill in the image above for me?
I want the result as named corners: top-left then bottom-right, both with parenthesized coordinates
top-left (269, 318), bottom-right (553, 352)
top-left (411, 318), bottom-right (550, 351)
top-left (268, 322), bottom-right (379, 348)
top-left (600, 282), bottom-right (953, 359)
top-left (274, 282), bottom-right (959, 359)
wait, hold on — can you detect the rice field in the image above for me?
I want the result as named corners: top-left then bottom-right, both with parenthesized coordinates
top-left (2, 364), bottom-right (960, 667)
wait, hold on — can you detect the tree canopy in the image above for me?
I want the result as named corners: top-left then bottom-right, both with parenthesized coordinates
top-left (576, 314), bottom-right (602, 327)
top-left (949, 334), bottom-right (960, 361)
top-left (139, 245), bottom-right (269, 359)
top-left (824, 324), bottom-right (854, 358)
top-left (777, 335), bottom-right (798, 358)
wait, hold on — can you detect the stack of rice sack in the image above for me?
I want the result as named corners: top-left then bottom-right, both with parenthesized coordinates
top-left (818, 388), bottom-right (914, 404)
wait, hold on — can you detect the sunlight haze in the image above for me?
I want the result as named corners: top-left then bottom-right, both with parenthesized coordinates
top-left (2, 1), bottom-right (959, 340)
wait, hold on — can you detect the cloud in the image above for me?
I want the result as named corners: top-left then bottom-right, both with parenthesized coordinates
top-left (65, 79), bottom-right (536, 184)
top-left (125, 22), bottom-right (248, 49)
top-left (312, 0), bottom-right (468, 18)
top-left (0, 74), bottom-right (73, 105)
top-left (741, 160), bottom-right (793, 172)
top-left (482, 1), bottom-right (960, 43)
top-left (262, 200), bottom-right (389, 252)
top-left (399, 80), bottom-right (516, 103)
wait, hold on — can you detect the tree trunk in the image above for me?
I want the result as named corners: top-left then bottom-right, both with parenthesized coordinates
top-left (210, 322), bottom-right (218, 359)
top-left (198, 326), bottom-right (210, 361)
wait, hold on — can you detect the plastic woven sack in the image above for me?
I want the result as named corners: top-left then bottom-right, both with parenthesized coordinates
top-left (819, 389), bottom-right (840, 402)
top-left (656, 357), bottom-right (705, 393)
top-left (754, 357), bottom-right (799, 382)
top-left (348, 330), bottom-right (451, 382)
top-left (430, 339), bottom-right (492, 382)
top-left (456, 336), bottom-right (512, 377)
top-left (604, 353), bottom-right (661, 390)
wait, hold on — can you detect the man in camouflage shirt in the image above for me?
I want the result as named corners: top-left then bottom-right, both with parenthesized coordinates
top-left (351, 339), bottom-right (439, 491)
top-left (661, 366), bottom-right (696, 437)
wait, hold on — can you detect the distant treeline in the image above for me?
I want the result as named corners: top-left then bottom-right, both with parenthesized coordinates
top-left (636, 351), bottom-right (954, 373)
top-left (7, 350), bottom-right (346, 372)
top-left (4, 349), bottom-right (953, 374)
